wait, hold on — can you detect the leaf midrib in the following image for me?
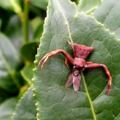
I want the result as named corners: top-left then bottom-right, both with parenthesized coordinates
top-left (82, 73), bottom-right (97, 120)
top-left (54, 0), bottom-right (73, 43)
top-left (54, 0), bottom-right (97, 119)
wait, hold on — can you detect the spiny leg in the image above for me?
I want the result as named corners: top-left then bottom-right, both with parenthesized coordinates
top-left (38, 49), bottom-right (73, 69)
top-left (85, 62), bottom-right (112, 95)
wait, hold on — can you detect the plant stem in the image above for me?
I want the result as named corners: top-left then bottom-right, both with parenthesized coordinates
top-left (22, 0), bottom-right (29, 44)
top-left (10, 0), bottom-right (29, 44)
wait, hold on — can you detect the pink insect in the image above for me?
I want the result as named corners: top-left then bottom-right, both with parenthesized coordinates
top-left (38, 41), bottom-right (112, 95)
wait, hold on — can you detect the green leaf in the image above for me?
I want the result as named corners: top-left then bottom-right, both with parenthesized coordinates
top-left (94, 0), bottom-right (120, 39)
top-left (30, 0), bottom-right (48, 10)
top-left (0, 0), bottom-right (22, 14)
top-left (21, 64), bottom-right (34, 85)
top-left (0, 88), bottom-right (12, 103)
top-left (78, 0), bottom-right (101, 13)
top-left (33, 0), bottom-right (120, 120)
top-left (0, 0), bottom-right (13, 10)
top-left (115, 113), bottom-right (120, 120)
top-left (21, 42), bottom-right (38, 62)
top-left (12, 88), bottom-right (36, 120)
top-left (0, 33), bottom-right (20, 93)
top-left (0, 19), bottom-right (2, 30)
top-left (30, 17), bottom-right (44, 42)
top-left (0, 98), bottom-right (17, 120)
top-left (5, 15), bottom-right (23, 51)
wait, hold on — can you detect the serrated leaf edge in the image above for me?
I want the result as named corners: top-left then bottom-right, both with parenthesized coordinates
top-left (11, 86), bottom-right (35, 120)
top-left (32, 0), bottom-right (79, 120)
top-left (32, 0), bottom-right (120, 120)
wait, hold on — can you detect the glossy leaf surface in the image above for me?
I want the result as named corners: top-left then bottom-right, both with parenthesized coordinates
top-left (33, 0), bottom-right (120, 119)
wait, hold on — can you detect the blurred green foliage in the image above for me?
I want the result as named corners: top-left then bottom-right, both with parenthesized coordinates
top-left (0, 0), bottom-right (45, 119)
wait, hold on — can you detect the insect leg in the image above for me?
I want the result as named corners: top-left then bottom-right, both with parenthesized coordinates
top-left (38, 49), bottom-right (73, 69)
top-left (85, 62), bottom-right (112, 95)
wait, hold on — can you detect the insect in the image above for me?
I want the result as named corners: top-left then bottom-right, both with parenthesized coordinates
top-left (38, 41), bottom-right (112, 95)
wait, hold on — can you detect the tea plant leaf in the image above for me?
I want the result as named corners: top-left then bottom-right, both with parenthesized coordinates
top-left (33, 0), bottom-right (120, 119)
top-left (0, 33), bottom-right (20, 93)
top-left (21, 42), bottom-right (38, 62)
top-left (0, 0), bottom-right (13, 10)
top-left (30, 17), bottom-right (44, 42)
top-left (115, 114), bottom-right (120, 120)
top-left (12, 88), bottom-right (36, 120)
top-left (78, 0), bottom-right (101, 13)
top-left (21, 64), bottom-right (34, 85)
top-left (0, 88), bottom-right (12, 103)
top-left (0, 98), bottom-right (17, 120)
top-left (30, 0), bottom-right (48, 10)
top-left (5, 15), bottom-right (23, 51)
top-left (94, 0), bottom-right (120, 38)
top-left (0, 19), bottom-right (2, 30)
top-left (0, 0), bottom-right (21, 13)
